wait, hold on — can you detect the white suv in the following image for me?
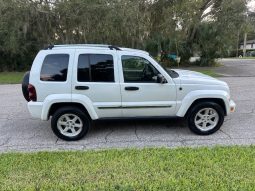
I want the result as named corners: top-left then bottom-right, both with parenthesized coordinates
top-left (22, 44), bottom-right (236, 141)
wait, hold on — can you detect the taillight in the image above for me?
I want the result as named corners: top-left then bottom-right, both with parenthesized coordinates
top-left (28, 84), bottom-right (37, 101)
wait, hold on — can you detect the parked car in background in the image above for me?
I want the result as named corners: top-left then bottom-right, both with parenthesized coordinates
top-left (247, 51), bottom-right (255, 57)
top-left (238, 50), bottom-right (255, 57)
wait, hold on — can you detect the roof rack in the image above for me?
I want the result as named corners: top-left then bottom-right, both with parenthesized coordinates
top-left (44, 44), bottom-right (54, 50)
top-left (108, 45), bottom-right (121, 50)
top-left (44, 44), bottom-right (121, 50)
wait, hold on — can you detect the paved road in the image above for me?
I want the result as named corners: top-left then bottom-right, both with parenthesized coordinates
top-left (217, 59), bottom-right (255, 77)
top-left (0, 76), bottom-right (254, 152)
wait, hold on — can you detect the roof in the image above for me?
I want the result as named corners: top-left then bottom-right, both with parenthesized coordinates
top-left (45, 44), bottom-right (149, 55)
top-left (240, 40), bottom-right (255, 45)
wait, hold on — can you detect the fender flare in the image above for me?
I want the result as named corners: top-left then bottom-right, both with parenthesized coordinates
top-left (41, 94), bottom-right (98, 120)
top-left (72, 94), bottom-right (98, 120)
top-left (176, 90), bottom-right (230, 117)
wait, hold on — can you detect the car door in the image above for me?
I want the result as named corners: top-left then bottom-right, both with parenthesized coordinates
top-left (119, 52), bottom-right (177, 117)
top-left (72, 49), bottom-right (122, 118)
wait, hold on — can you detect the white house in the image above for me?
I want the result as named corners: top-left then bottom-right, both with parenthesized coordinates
top-left (240, 39), bottom-right (255, 50)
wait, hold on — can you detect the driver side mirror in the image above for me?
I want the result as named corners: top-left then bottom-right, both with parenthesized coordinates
top-left (156, 74), bottom-right (167, 84)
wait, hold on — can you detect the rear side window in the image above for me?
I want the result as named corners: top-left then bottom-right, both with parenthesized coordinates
top-left (40, 54), bottom-right (69, 82)
top-left (77, 55), bottom-right (90, 82)
top-left (78, 54), bottom-right (114, 82)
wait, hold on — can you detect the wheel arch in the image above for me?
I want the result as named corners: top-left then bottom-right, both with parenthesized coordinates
top-left (40, 94), bottom-right (99, 121)
top-left (176, 90), bottom-right (229, 117)
top-left (48, 102), bottom-right (92, 120)
top-left (184, 98), bottom-right (226, 118)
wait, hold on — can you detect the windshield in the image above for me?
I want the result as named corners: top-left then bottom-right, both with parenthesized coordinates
top-left (149, 55), bottom-right (179, 78)
top-left (162, 66), bottom-right (179, 78)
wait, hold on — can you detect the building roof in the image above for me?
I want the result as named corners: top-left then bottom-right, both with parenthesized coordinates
top-left (240, 40), bottom-right (255, 45)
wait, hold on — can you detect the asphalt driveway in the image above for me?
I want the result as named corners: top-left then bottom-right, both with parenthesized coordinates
top-left (217, 58), bottom-right (255, 77)
top-left (0, 75), bottom-right (254, 152)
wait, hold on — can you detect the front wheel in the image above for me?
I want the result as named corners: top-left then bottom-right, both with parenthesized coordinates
top-left (187, 102), bottom-right (225, 135)
top-left (51, 106), bottom-right (91, 141)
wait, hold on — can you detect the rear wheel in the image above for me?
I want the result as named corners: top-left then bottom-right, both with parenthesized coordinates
top-left (187, 102), bottom-right (224, 135)
top-left (51, 106), bottom-right (90, 141)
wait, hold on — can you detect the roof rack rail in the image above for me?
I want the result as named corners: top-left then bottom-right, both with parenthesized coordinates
top-left (44, 44), bottom-right (54, 50)
top-left (46, 44), bottom-right (122, 51)
top-left (108, 45), bottom-right (121, 50)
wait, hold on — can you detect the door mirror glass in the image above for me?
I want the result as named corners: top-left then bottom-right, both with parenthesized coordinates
top-left (157, 74), bottom-right (167, 84)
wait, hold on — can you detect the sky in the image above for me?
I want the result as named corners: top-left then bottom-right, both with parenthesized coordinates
top-left (248, 0), bottom-right (255, 11)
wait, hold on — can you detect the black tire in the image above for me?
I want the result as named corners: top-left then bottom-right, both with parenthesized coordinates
top-left (51, 106), bottom-right (91, 141)
top-left (187, 102), bottom-right (224, 135)
top-left (22, 71), bottom-right (30, 102)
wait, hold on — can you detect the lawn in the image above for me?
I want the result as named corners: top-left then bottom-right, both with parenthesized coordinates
top-left (240, 57), bottom-right (255, 59)
top-left (0, 72), bottom-right (25, 84)
top-left (193, 69), bottom-right (219, 77)
top-left (0, 146), bottom-right (254, 190)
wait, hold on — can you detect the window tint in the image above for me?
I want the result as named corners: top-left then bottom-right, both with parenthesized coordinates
top-left (78, 54), bottom-right (90, 82)
top-left (77, 54), bottom-right (114, 82)
top-left (122, 55), bottom-right (159, 83)
top-left (40, 54), bottom-right (69, 82)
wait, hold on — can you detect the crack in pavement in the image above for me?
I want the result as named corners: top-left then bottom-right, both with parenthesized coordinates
top-left (2, 137), bottom-right (255, 152)
top-left (134, 122), bottom-right (141, 141)
top-left (34, 136), bottom-right (255, 147)
top-left (0, 137), bottom-right (11, 147)
top-left (219, 129), bottom-right (232, 139)
top-left (104, 129), bottom-right (114, 142)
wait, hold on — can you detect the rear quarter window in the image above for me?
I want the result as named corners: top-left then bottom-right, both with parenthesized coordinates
top-left (40, 54), bottom-right (69, 82)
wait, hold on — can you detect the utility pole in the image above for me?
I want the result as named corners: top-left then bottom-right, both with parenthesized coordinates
top-left (243, 32), bottom-right (247, 57)
top-left (236, 30), bottom-right (240, 57)
top-left (243, 7), bottom-right (249, 57)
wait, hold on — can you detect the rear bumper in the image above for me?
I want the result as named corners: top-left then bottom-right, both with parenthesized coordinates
top-left (27, 101), bottom-right (43, 119)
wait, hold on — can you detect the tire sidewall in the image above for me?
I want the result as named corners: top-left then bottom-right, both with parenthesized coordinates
top-left (188, 102), bottom-right (224, 135)
top-left (51, 107), bottom-right (90, 141)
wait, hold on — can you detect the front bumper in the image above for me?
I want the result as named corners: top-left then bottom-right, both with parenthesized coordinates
top-left (229, 100), bottom-right (236, 113)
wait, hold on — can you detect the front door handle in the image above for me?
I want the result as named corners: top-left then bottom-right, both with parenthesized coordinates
top-left (75, 86), bottom-right (89, 90)
top-left (125, 86), bottom-right (139, 91)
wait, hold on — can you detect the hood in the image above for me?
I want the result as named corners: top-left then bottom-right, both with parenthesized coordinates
top-left (172, 69), bottom-right (228, 86)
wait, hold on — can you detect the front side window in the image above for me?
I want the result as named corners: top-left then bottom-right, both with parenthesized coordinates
top-left (78, 54), bottom-right (114, 82)
top-left (122, 55), bottom-right (159, 83)
top-left (40, 54), bottom-right (69, 82)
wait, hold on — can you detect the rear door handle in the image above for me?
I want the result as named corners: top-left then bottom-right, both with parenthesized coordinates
top-left (75, 86), bottom-right (89, 90)
top-left (125, 86), bottom-right (139, 91)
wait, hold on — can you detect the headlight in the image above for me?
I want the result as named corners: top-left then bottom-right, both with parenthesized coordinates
top-left (227, 94), bottom-right (231, 101)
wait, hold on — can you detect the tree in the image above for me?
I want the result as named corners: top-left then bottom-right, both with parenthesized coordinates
top-left (0, 0), bottom-right (250, 71)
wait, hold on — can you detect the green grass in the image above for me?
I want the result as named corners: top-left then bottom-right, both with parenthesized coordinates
top-left (194, 69), bottom-right (219, 77)
top-left (240, 57), bottom-right (255, 59)
top-left (0, 72), bottom-right (25, 84)
top-left (0, 146), bottom-right (254, 190)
